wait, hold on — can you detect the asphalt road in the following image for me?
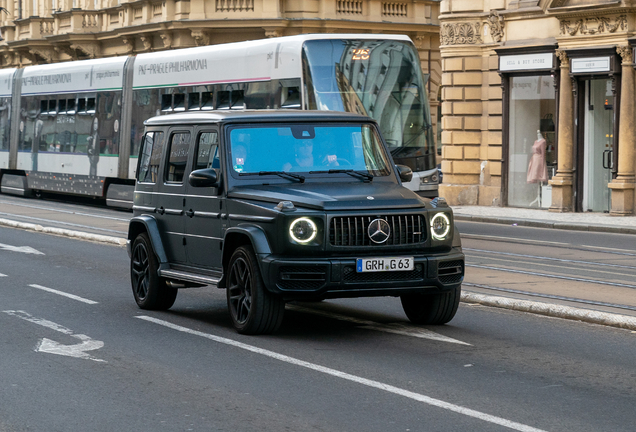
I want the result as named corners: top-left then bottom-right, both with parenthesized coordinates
top-left (1, 220), bottom-right (635, 431)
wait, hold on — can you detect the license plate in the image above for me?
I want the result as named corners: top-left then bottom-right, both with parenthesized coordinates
top-left (356, 257), bottom-right (414, 273)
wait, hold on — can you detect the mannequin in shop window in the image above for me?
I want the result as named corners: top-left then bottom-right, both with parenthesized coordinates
top-left (527, 130), bottom-right (548, 206)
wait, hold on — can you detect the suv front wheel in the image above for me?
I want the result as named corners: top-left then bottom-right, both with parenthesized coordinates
top-left (131, 233), bottom-right (178, 310)
top-left (400, 285), bottom-right (461, 325)
top-left (227, 245), bottom-right (285, 334)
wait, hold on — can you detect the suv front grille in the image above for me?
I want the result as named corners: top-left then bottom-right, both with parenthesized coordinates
top-left (438, 260), bottom-right (464, 284)
top-left (330, 215), bottom-right (426, 246)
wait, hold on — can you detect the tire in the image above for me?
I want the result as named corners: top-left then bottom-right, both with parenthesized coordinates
top-left (226, 245), bottom-right (285, 335)
top-left (400, 285), bottom-right (461, 325)
top-left (130, 233), bottom-right (178, 310)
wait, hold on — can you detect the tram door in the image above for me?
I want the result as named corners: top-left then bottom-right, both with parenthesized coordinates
top-left (581, 79), bottom-right (614, 212)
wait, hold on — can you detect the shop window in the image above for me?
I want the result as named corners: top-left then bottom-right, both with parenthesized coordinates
top-left (508, 75), bottom-right (556, 208)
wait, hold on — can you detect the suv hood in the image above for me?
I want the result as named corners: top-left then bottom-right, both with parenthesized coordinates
top-left (228, 182), bottom-right (428, 211)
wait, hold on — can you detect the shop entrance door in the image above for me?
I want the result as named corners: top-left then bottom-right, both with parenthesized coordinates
top-left (581, 79), bottom-right (614, 212)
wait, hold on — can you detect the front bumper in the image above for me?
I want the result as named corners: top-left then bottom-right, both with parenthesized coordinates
top-left (259, 249), bottom-right (464, 301)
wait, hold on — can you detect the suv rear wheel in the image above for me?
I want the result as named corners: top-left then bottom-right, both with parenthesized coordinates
top-left (400, 285), bottom-right (461, 325)
top-left (131, 233), bottom-right (178, 310)
top-left (227, 245), bottom-right (285, 334)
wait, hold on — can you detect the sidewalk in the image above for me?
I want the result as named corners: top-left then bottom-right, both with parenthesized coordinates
top-left (452, 205), bottom-right (636, 234)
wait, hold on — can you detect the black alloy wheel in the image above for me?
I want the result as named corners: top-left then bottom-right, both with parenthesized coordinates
top-left (227, 245), bottom-right (284, 335)
top-left (130, 233), bottom-right (177, 310)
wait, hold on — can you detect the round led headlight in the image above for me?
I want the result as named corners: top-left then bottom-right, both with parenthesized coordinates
top-left (430, 213), bottom-right (450, 241)
top-left (289, 217), bottom-right (317, 244)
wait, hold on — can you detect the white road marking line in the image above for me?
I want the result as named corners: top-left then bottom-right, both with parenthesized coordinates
top-left (137, 315), bottom-right (546, 432)
top-left (28, 284), bottom-right (98, 305)
top-left (0, 273), bottom-right (6, 277)
top-left (461, 234), bottom-right (569, 246)
top-left (288, 305), bottom-right (470, 346)
top-left (0, 213), bottom-right (127, 234)
top-left (3, 310), bottom-right (105, 362)
top-left (0, 242), bottom-right (45, 255)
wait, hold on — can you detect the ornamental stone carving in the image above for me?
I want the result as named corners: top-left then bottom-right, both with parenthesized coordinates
top-left (487, 10), bottom-right (504, 43)
top-left (70, 42), bottom-right (101, 59)
top-left (555, 49), bottom-right (568, 65)
top-left (192, 30), bottom-right (210, 47)
top-left (559, 15), bottom-right (626, 36)
top-left (616, 45), bottom-right (633, 65)
top-left (441, 22), bottom-right (482, 46)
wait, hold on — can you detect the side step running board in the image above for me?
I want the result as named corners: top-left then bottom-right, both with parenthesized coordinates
top-left (160, 269), bottom-right (221, 287)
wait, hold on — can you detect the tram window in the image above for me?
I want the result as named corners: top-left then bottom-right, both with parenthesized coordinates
top-left (67, 99), bottom-right (76, 115)
top-left (48, 100), bottom-right (57, 115)
top-left (201, 92), bottom-right (214, 110)
top-left (165, 132), bottom-right (190, 183)
top-left (188, 92), bottom-right (200, 110)
top-left (217, 91), bottom-right (230, 110)
top-left (40, 100), bottom-right (48, 116)
top-left (232, 90), bottom-right (245, 110)
top-left (59, 99), bottom-right (67, 114)
top-left (78, 98), bottom-right (86, 114)
top-left (281, 87), bottom-right (300, 109)
top-left (161, 94), bottom-right (172, 112)
top-left (87, 98), bottom-right (96, 114)
top-left (173, 94), bottom-right (185, 112)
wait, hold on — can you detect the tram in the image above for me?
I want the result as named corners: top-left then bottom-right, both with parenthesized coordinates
top-left (0, 34), bottom-right (438, 208)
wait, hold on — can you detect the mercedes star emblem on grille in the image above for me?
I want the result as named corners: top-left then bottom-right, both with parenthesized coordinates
top-left (368, 218), bottom-right (391, 244)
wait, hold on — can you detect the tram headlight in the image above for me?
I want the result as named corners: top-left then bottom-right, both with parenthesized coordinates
top-left (289, 217), bottom-right (317, 244)
top-left (430, 213), bottom-right (451, 241)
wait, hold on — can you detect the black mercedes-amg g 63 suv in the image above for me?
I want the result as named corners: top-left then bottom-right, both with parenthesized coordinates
top-left (128, 111), bottom-right (464, 334)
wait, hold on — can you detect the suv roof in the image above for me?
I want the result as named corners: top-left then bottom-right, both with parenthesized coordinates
top-left (143, 110), bottom-right (370, 126)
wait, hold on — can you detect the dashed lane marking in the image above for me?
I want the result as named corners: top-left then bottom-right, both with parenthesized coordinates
top-left (28, 284), bottom-right (98, 305)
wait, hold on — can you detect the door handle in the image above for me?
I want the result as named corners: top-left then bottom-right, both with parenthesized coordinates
top-left (602, 150), bottom-right (611, 169)
top-left (157, 206), bottom-right (165, 215)
top-left (186, 209), bottom-right (195, 218)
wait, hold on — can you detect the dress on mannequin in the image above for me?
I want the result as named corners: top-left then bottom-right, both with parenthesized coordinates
top-left (527, 131), bottom-right (548, 184)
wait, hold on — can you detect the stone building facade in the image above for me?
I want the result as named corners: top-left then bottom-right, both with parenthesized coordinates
top-left (439, 0), bottom-right (636, 215)
top-left (0, 0), bottom-right (443, 139)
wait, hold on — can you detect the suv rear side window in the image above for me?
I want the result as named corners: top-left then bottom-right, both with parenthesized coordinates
top-left (137, 131), bottom-right (164, 183)
top-left (165, 132), bottom-right (191, 183)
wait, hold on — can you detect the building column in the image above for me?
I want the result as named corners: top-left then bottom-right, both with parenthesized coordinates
top-left (608, 46), bottom-right (635, 215)
top-left (549, 50), bottom-right (574, 212)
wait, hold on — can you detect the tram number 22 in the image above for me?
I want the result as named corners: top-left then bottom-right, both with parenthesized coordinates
top-left (352, 49), bottom-right (370, 60)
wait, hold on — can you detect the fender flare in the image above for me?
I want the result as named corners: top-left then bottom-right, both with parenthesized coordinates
top-left (219, 225), bottom-right (272, 288)
top-left (128, 215), bottom-right (169, 265)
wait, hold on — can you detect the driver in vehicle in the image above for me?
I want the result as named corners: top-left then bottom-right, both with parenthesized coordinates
top-left (283, 139), bottom-right (339, 172)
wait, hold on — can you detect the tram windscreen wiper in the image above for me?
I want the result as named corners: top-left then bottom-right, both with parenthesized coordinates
top-left (240, 171), bottom-right (305, 183)
top-left (309, 169), bottom-right (373, 182)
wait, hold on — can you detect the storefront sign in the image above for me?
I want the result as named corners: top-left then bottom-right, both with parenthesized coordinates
top-left (500, 53), bottom-right (553, 72)
top-left (571, 57), bottom-right (611, 73)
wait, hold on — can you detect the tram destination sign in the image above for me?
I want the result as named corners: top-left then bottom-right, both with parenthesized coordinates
top-left (571, 56), bottom-right (611, 74)
top-left (499, 53), bottom-right (553, 72)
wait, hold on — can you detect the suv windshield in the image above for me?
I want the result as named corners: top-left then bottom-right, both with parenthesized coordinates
top-left (228, 123), bottom-right (391, 176)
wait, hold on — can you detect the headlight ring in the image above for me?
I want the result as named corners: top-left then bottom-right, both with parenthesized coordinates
top-left (430, 213), bottom-right (450, 241)
top-left (289, 217), bottom-right (317, 244)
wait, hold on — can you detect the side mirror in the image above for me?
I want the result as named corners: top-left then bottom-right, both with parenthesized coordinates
top-left (189, 168), bottom-right (219, 188)
top-left (396, 164), bottom-right (413, 183)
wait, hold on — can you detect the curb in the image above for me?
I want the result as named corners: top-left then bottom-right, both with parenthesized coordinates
top-left (0, 218), bottom-right (127, 247)
top-left (454, 214), bottom-right (636, 235)
top-left (462, 291), bottom-right (636, 332)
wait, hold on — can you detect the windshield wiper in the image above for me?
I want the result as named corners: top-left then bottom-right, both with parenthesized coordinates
top-left (239, 171), bottom-right (305, 183)
top-left (309, 169), bottom-right (373, 182)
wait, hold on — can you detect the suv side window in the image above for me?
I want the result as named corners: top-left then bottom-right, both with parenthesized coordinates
top-left (137, 131), bottom-right (165, 183)
top-left (194, 131), bottom-right (219, 170)
top-left (165, 132), bottom-right (191, 183)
